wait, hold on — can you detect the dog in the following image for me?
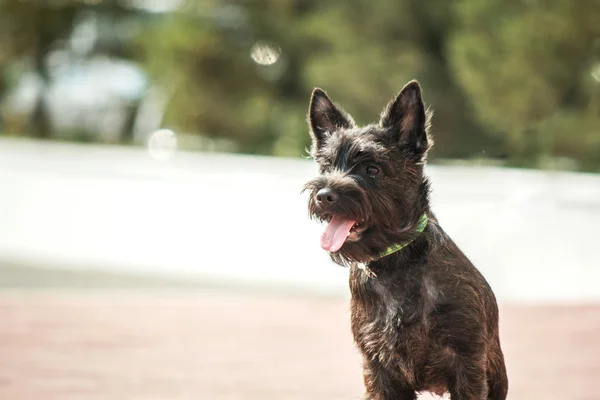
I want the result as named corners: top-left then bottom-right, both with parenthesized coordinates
top-left (303, 80), bottom-right (508, 399)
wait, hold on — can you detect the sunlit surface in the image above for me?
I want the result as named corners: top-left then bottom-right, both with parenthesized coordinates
top-left (1, 138), bottom-right (599, 301)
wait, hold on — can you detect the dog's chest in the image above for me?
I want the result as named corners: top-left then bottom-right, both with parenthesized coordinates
top-left (349, 267), bottom-right (429, 383)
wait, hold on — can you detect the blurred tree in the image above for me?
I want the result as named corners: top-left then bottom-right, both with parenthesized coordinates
top-left (140, 0), bottom-right (498, 159)
top-left (138, 0), bottom-right (319, 155)
top-left (298, 0), bottom-right (498, 159)
top-left (0, 0), bottom-right (80, 137)
top-left (450, 0), bottom-right (600, 170)
top-left (0, 0), bottom-right (140, 138)
top-left (1, 0), bottom-right (598, 171)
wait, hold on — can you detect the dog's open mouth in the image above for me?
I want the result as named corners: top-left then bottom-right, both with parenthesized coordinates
top-left (320, 214), bottom-right (367, 252)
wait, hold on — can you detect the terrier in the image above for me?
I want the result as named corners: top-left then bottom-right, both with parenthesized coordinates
top-left (303, 80), bottom-right (508, 400)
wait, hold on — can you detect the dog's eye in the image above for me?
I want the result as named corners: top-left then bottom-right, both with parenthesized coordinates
top-left (366, 166), bottom-right (380, 177)
top-left (321, 164), bottom-right (332, 173)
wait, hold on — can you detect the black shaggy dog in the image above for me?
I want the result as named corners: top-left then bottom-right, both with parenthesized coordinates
top-left (303, 80), bottom-right (508, 400)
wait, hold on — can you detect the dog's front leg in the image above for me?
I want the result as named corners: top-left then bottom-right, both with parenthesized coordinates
top-left (361, 359), bottom-right (416, 400)
top-left (447, 359), bottom-right (488, 400)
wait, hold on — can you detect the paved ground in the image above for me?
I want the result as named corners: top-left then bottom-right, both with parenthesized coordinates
top-left (0, 290), bottom-right (598, 400)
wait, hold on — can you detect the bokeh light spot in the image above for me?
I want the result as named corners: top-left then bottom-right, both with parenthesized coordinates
top-left (147, 129), bottom-right (177, 161)
top-left (250, 42), bottom-right (281, 66)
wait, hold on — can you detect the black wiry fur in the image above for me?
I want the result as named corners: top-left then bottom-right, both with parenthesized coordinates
top-left (303, 80), bottom-right (508, 399)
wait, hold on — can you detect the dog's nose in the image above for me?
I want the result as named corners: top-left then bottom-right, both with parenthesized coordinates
top-left (316, 188), bottom-right (338, 205)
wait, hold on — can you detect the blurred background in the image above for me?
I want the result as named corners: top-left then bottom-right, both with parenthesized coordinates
top-left (0, 0), bottom-right (599, 399)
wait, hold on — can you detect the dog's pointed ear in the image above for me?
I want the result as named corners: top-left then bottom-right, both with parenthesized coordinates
top-left (380, 80), bottom-right (430, 154)
top-left (308, 88), bottom-right (355, 151)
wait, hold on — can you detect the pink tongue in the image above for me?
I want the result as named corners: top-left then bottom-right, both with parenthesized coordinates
top-left (320, 215), bottom-right (356, 252)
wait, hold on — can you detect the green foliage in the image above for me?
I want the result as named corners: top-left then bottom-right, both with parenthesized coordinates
top-left (1, 0), bottom-right (599, 171)
top-left (138, 0), bottom-right (500, 160)
top-left (449, 0), bottom-right (600, 170)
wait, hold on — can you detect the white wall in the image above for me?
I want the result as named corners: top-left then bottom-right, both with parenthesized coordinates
top-left (0, 138), bottom-right (598, 302)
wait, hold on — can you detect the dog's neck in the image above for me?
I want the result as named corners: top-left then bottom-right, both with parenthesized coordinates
top-left (373, 213), bottom-right (429, 261)
top-left (355, 213), bottom-right (429, 278)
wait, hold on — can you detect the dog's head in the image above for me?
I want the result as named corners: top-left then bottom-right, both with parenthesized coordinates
top-left (303, 80), bottom-right (433, 265)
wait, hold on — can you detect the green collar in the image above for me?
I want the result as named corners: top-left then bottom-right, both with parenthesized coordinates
top-left (373, 213), bottom-right (429, 260)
